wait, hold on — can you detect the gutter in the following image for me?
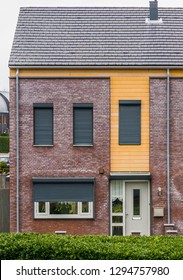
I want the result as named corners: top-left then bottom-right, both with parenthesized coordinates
top-left (16, 69), bottom-right (19, 233)
top-left (9, 65), bottom-right (183, 70)
top-left (166, 68), bottom-right (171, 225)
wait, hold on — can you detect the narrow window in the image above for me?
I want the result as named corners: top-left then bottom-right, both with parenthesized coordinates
top-left (111, 180), bottom-right (123, 236)
top-left (38, 202), bottom-right (46, 213)
top-left (73, 104), bottom-right (93, 145)
top-left (119, 100), bottom-right (141, 144)
top-left (34, 104), bottom-right (53, 145)
top-left (133, 189), bottom-right (140, 216)
top-left (82, 202), bottom-right (89, 213)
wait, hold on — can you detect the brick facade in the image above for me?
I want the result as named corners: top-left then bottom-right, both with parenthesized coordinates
top-left (170, 79), bottom-right (183, 233)
top-left (10, 76), bottom-right (183, 235)
top-left (10, 78), bottom-right (110, 234)
top-left (150, 78), bottom-right (183, 235)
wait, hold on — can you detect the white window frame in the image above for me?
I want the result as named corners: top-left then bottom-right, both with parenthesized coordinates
top-left (110, 180), bottom-right (124, 236)
top-left (34, 201), bottom-right (93, 219)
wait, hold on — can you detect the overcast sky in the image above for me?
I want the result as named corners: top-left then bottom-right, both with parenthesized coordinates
top-left (1, 0), bottom-right (183, 91)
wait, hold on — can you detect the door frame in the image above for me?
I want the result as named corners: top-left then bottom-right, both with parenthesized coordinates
top-left (110, 180), bottom-right (151, 236)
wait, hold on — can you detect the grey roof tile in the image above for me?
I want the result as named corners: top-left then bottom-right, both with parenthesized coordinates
top-left (9, 7), bottom-right (183, 67)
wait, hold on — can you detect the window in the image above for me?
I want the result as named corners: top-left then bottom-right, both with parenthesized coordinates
top-left (119, 100), bottom-right (141, 144)
top-left (73, 104), bottom-right (93, 145)
top-left (111, 180), bottom-right (124, 236)
top-left (34, 104), bottom-right (53, 146)
top-left (33, 178), bottom-right (94, 219)
top-left (133, 189), bottom-right (140, 216)
top-left (35, 201), bottom-right (93, 219)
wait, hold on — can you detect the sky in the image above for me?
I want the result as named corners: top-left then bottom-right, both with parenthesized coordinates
top-left (1, 0), bottom-right (183, 92)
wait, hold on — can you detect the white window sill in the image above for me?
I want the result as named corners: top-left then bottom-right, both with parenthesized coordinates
top-left (34, 215), bottom-right (93, 219)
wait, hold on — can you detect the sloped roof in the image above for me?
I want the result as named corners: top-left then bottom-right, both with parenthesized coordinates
top-left (0, 93), bottom-right (9, 113)
top-left (9, 7), bottom-right (183, 67)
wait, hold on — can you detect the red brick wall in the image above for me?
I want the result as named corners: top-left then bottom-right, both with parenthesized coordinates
top-left (150, 78), bottom-right (183, 235)
top-left (10, 78), bottom-right (110, 234)
top-left (169, 79), bottom-right (183, 233)
top-left (10, 76), bottom-right (182, 235)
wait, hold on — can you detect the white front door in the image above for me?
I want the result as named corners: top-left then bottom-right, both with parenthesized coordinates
top-left (110, 180), bottom-right (150, 236)
top-left (125, 182), bottom-right (150, 236)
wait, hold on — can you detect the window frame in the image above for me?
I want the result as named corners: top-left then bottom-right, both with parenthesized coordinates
top-left (34, 201), bottom-right (93, 219)
top-left (33, 103), bottom-right (54, 146)
top-left (73, 103), bottom-right (93, 146)
top-left (119, 100), bottom-right (141, 145)
top-left (33, 177), bottom-right (95, 219)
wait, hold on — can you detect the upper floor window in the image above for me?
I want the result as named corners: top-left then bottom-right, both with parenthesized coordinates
top-left (119, 100), bottom-right (141, 145)
top-left (73, 103), bottom-right (93, 146)
top-left (33, 104), bottom-right (53, 146)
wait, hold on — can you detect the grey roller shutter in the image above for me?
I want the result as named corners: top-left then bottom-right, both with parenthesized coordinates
top-left (33, 178), bottom-right (94, 202)
top-left (34, 104), bottom-right (53, 145)
top-left (73, 104), bottom-right (93, 145)
top-left (119, 100), bottom-right (141, 144)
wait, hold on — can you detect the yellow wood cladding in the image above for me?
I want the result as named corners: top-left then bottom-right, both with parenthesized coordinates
top-left (111, 76), bottom-right (149, 172)
top-left (11, 68), bottom-right (180, 172)
top-left (10, 68), bottom-right (169, 78)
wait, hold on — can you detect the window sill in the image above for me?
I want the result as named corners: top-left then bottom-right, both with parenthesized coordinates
top-left (73, 144), bottom-right (93, 147)
top-left (33, 145), bottom-right (54, 147)
top-left (34, 216), bottom-right (94, 219)
top-left (119, 143), bottom-right (141, 145)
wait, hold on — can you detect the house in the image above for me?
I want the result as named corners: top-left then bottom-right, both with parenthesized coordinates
top-left (9, 1), bottom-right (183, 235)
top-left (0, 91), bottom-right (9, 134)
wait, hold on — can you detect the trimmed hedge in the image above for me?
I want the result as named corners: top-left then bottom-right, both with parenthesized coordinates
top-left (0, 136), bottom-right (9, 153)
top-left (0, 233), bottom-right (183, 260)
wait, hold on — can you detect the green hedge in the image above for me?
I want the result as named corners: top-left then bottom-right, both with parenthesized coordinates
top-left (0, 136), bottom-right (9, 153)
top-left (0, 233), bottom-right (183, 260)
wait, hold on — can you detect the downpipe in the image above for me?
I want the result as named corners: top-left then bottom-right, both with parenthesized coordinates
top-left (16, 68), bottom-right (19, 233)
top-left (166, 68), bottom-right (171, 225)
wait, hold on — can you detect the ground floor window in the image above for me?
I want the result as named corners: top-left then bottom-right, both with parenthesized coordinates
top-left (34, 201), bottom-right (93, 219)
top-left (33, 177), bottom-right (94, 220)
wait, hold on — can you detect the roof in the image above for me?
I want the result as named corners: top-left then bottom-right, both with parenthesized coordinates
top-left (9, 7), bottom-right (183, 68)
top-left (0, 93), bottom-right (9, 113)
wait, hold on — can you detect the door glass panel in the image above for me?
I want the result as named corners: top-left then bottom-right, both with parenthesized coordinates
top-left (133, 189), bottom-right (140, 216)
top-left (112, 216), bottom-right (123, 223)
top-left (112, 198), bottom-right (123, 213)
top-left (112, 226), bottom-right (123, 236)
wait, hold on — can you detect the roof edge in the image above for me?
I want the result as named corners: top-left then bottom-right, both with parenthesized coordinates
top-left (9, 65), bottom-right (183, 70)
